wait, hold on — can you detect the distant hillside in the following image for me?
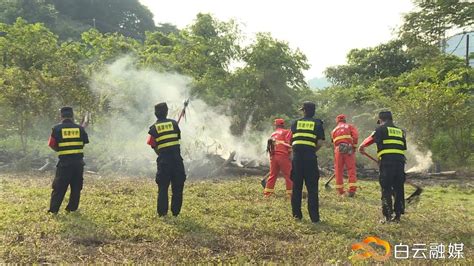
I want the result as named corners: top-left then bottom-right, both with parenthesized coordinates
top-left (308, 76), bottom-right (332, 90)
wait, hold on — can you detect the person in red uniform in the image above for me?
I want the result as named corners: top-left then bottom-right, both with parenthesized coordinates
top-left (331, 114), bottom-right (359, 197)
top-left (264, 118), bottom-right (293, 198)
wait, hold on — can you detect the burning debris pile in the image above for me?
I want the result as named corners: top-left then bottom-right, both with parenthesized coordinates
top-left (0, 148), bottom-right (270, 179)
top-left (0, 148), bottom-right (462, 184)
top-left (0, 150), bottom-right (51, 171)
top-left (318, 160), bottom-right (458, 180)
top-left (186, 151), bottom-right (269, 179)
top-left (0, 151), bottom-right (11, 170)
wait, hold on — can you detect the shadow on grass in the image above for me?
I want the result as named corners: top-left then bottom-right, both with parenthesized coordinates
top-left (161, 215), bottom-right (234, 256)
top-left (56, 211), bottom-right (112, 247)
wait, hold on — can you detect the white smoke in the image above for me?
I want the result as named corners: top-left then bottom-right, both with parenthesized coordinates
top-left (87, 57), bottom-right (269, 175)
top-left (405, 140), bottom-right (433, 173)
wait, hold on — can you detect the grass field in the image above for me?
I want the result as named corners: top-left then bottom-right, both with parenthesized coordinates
top-left (0, 172), bottom-right (472, 264)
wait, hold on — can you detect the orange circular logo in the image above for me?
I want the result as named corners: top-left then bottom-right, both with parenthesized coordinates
top-left (351, 236), bottom-right (391, 261)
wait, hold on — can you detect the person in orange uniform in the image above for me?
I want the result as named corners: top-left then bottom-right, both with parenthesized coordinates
top-left (264, 118), bottom-right (293, 198)
top-left (331, 114), bottom-right (359, 197)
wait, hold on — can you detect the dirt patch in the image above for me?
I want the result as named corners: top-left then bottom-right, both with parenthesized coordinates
top-left (71, 237), bottom-right (106, 247)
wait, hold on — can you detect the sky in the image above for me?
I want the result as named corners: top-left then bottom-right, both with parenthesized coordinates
top-left (139, 0), bottom-right (415, 79)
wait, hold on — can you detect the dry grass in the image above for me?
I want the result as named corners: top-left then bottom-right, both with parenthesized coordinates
top-left (0, 172), bottom-right (472, 263)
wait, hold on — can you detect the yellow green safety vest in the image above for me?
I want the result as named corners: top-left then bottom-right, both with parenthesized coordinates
top-left (377, 126), bottom-right (406, 159)
top-left (154, 120), bottom-right (180, 152)
top-left (292, 120), bottom-right (318, 148)
top-left (55, 125), bottom-right (84, 159)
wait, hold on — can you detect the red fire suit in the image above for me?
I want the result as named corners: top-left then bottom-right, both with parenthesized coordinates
top-left (264, 128), bottom-right (293, 197)
top-left (331, 122), bottom-right (359, 194)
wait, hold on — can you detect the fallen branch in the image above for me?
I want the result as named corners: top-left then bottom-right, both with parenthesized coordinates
top-left (210, 151), bottom-right (236, 177)
top-left (428, 171), bottom-right (457, 177)
top-left (223, 166), bottom-right (266, 176)
top-left (37, 159), bottom-right (52, 172)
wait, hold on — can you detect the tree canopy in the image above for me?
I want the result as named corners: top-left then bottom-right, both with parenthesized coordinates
top-left (0, 0), bottom-right (472, 170)
top-left (0, 0), bottom-right (157, 40)
top-left (320, 0), bottom-right (474, 169)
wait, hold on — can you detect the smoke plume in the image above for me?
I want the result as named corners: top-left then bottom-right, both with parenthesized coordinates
top-left (405, 141), bottom-right (433, 173)
top-left (87, 57), bottom-right (269, 176)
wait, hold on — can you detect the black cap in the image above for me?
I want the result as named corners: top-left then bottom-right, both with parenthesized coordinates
top-left (155, 102), bottom-right (168, 113)
top-left (154, 102), bottom-right (168, 118)
top-left (60, 106), bottom-right (73, 117)
top-left (377, 111), bottom-right (393, 124)
top-left (299, 101), bottom-right (315, 111)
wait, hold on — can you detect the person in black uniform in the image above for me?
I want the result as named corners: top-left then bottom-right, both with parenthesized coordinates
top-left (47, 107), bottom-right (89, 214)
top-left (146, 102), bottom-right (186, 217)
top-left (359, 111), bottom-right (407, 223)
top-left (290, 101), bottom-right (325, 223)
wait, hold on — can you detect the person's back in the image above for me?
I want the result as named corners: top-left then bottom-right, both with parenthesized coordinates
top-left (374, 122), bottom-right (406, 162)
top-left (264, 119), bottom-right (293, 197)
top-left (148, 117), bottom-right (182, 159)
top-left (47, 107), bottom-right (89, 214)
top-left (291, 117), bottom-right (324, 157)
top-left (147, 102), bottom-right (186, 217)
top-left (290, 101), bottom-right (325, 223)
top-left (52, 121), bottom-right (87, 161)
top-left (270, 127), bottom-right (292, 157)
top-left (331, 114), bottom-right (358, 196)
top-left (359, 111), bottom-right (407, 223)
top-left (331, 120), bottom-right (358, 147)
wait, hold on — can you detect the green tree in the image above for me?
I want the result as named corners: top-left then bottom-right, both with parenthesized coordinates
top-left (0, 18), bottom-right (93, 152)
top-left (229, 33), bottom-right (310, 133)
top-left (400, 0), bottom-right (474, 48)
top-left (156, 23), bottom-right (179, 35)
top-left (388, 56), bottom-right (473, 166)
top-left (51, 0), bottom-right (156, 40)
top-left (0, 0), bottom-right (157, 40)
top-left (325, 40), bottom-right (416, 87)
top-left (140, 31), bottom-right (178, 71)
top-left (81, 29), bottom-right (141, 70)
top-left (141, 14), bottom-right (241, 104)
top-left (140, 14), bottom-right (312, 134)
top-left (178, 13), bottom-right (241, 103)
top-left (0, 0), bottom-right (57, 26)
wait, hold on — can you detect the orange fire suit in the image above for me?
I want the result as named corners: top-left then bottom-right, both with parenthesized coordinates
top-left (264, 128), bottom-right (293, 197)
top-left (331, 122), bottom-right (359, 194)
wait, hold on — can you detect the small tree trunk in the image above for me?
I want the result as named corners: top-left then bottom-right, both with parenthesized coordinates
top-left (18, 112), bottom-right (28, 155)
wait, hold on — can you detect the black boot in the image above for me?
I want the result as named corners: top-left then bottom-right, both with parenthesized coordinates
top-left (379, 216), bottom-right (392, 224)
top-left (391, 214), bottom-right (401, 223)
